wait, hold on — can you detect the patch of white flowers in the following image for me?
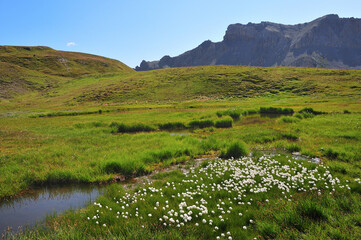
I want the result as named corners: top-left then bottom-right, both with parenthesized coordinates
top-left (88, 155), bottom-right (347, 238)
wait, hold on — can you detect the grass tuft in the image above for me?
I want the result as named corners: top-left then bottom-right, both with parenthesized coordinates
top-left (188, 119), bottom-right (214, 129)
top-left (220, 141), bottom-right (249, 159)
top-left (260, 107), bottom-right (294, 115)
top-left (215, 118), bottom-right (233, 128)
top-left (297, 200), bottom-right (328, 221)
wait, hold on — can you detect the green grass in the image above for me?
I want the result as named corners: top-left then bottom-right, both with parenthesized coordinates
top-left (1, 64), bottom-right (361, 111)
top-left (9, 155), bottom-right (361, 239)
top-left (260, 106), bottom-right (294, 115)
top-left (0, 60), bottom-right (361, 238)
top-left (220, 141), bottom-right (249, 158)
top-left (0, 46), bottom-right (133, 99)
top-left (215, 118), bottom-right (233, 128)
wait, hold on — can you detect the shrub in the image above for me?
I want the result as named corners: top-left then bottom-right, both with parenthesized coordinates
top-left (220, 141), bottom-right (249, 159)
top-left (260, 107), bottom-right (294, 115)
top-left (188, 119), bottom-right (214, 129)
top-left (343, 110), bottom-right (351, 114)
top-left (158, 122), bottom-right (187, 130)
top-left (215, 118), bottom-right (233, 128)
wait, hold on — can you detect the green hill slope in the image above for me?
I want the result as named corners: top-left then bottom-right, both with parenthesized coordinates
top-left (51, 66), bottom-right (361, 105)
top-left (0, 46), bottom-right (134, 98)
top-left (1, 47), bottom-right (360, 107)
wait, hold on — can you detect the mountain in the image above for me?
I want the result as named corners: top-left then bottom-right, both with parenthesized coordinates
top-left (0, 46), bottom-right (134, 98)
top-left (135, 14), bottom-right (361, 71)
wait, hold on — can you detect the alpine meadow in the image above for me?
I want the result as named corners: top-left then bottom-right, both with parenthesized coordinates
top-left (1, 9), bottom-right (361, 240)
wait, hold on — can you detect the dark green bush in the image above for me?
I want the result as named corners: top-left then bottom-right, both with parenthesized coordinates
top-left (188, 119), bottom-right (214, 129)
top-left (343, 110), bottom-right (351, 114)
top-left (220, 141), bottom-right (249, 159)
top-left (215, 118), bottom-right (233, 128)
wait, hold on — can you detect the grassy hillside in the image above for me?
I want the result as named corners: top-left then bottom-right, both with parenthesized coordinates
top-left (0, 46), bottom-right (134, 98)
top-left (71, 66), bottom-right (361, 103)
top-left (1, 53), bottom-right (361, 239)
top-left (2, 65), bottom-right (360, 111)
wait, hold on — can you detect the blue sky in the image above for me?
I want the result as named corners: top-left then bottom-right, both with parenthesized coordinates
top-left (1, 0), bottom-right (360, 68)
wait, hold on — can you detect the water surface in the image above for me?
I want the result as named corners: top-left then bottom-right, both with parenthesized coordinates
top-left (0, 184), bottom-right (103, 234)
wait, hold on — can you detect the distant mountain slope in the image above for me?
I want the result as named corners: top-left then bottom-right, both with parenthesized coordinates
top-left (0, 46), bottom-right (134, 98)
top-left (43, 66), bottom-right (361, 106)
top-left (136, 14), bottom-right (361, 71)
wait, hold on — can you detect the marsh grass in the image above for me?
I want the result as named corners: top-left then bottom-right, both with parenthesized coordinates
top-left (158, 122), bottom-right (187, 130)
top-left (12, 154), bottom-right (361, 240)
top-left (1, 61), bottom-right (361, 238)
top-left (257, 222), bottom-right (280, 239)
top-left (220, 141), bottom-right (249, 158)
top-left (188, 119), bottom-right (214, 129)
top-left (280, 116), bottom-right (300, 123)
top-left (298, 107), bottom-right (324, 115)
top-left (110, 122), bottom-right (156, 133)
top-left (216, 109), bottom-right (241, 120)
top-left (286, 144), bottom-right (301, 152)
top-left (215, 118), bottom-right (233, 128)
top-left (260, 107), bottom-right (294, 115)
top-left (297, 200), bottom-right (328, 221)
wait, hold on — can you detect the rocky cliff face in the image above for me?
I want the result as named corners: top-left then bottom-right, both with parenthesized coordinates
top-left (136, 15), bottom-right (361, 70)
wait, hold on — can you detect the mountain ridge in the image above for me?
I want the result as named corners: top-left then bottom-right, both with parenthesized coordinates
top-left (136, 14), bottom-right (361, 71)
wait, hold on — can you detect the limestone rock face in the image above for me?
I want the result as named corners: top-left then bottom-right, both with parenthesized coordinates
top-left (136, 15), bottom-right (361, 70)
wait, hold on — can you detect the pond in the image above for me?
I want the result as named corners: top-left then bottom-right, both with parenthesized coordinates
top-left (0, 184), bottom-right (104, 234)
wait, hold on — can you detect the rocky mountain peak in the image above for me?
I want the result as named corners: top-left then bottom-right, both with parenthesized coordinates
top-left (136, 15), bottom-right (361, 71)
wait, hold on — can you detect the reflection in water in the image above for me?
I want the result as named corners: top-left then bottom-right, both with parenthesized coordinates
top-left (0, 184), bottom-right (103, 233)
top-left (259, 113), bottom-right (291, 119)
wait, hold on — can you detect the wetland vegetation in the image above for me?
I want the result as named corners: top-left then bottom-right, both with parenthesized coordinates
top-left (1, 64), bottom-right (361, 239)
